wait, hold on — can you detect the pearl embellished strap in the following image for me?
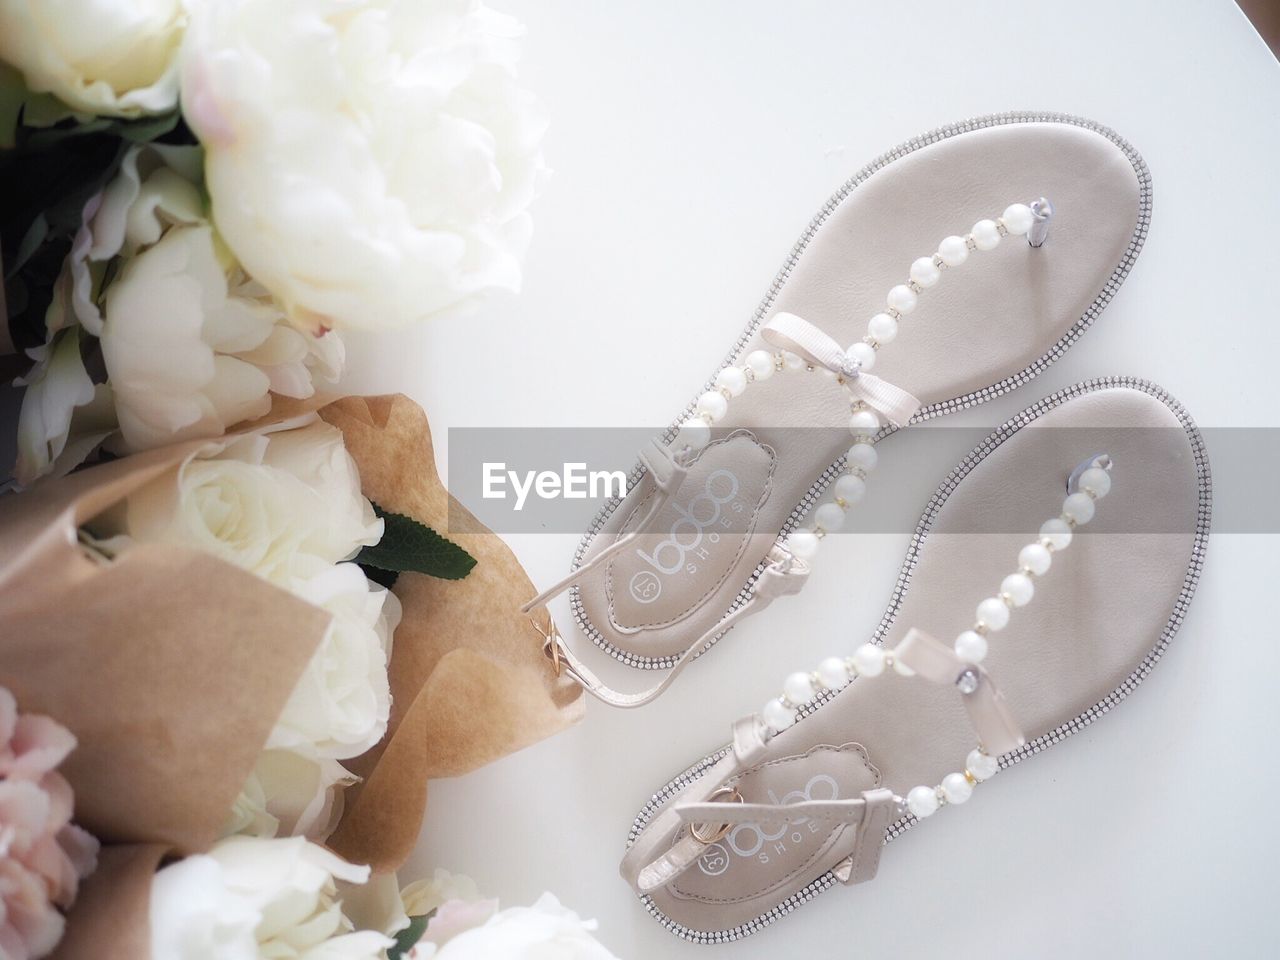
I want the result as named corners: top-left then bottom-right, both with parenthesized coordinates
top-left (768, 199), bottom-right (1052, 567)
top-left (758, 454), bottom-right (1114, 828)
top-left (760, 312), bottom-right (922, 425)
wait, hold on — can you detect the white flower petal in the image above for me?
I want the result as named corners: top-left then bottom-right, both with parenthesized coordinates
top-left (14, 326), bottom-right (97, 485)
top-left (182, 0), bottom-right (546, 332)
top-left (0, 0), bottom-right (186, 118)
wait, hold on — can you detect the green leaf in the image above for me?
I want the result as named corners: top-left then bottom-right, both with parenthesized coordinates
top-left (0, 63), bottom-right (27, 150)
top-left (387, 914), bottom-right (431, 960)
top-left (356, 504), bottom-right (476, 581)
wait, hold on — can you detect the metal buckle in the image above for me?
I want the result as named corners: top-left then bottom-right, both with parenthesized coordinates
top-left (531, 615), bottom-right (566, 678)
top-left (690, 786), bottom-right (744, 844)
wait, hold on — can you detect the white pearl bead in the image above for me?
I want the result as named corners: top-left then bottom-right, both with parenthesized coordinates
top-left (907, 785), bottom-right (939, 818)
top-left (674, 418), bottom-right (711, 453)
top-left (817, 657), bottom-right (851, 691)
top-left (1018, 542), bottom-right (1052, 576)
top-left (746, 350), bottom-right (775, 381)
top-left (834, 473), bottom-right (866, 504)
top-left (845, 341), bottom-right (876, 372)
top-left (971, 219), bottom-right (1001, 250)
top-left (887, 284), bottom-right (917, 315)
top-left (696, 391), bottom-right (728, 422)
top-left (976, 597), bottom-right (1010, 631)
top-left (762, 698), bottom-right (795, 733)
top-left (783, 671), bottom-right (817, 706)
top-left (937, 235), bottom-right (969, 266)
top-left (851, 643), bottom-right (885, 677)
top-left (954, 629), bottom-right (988, 664)
top-left (814, 502), bottom-right (845, 532)
top-left (867, 312), bottom-right (898, 344)
top-left (785, 529), bottom-right (819, 560)
top-left (1040, 517), bottom-right (1073, 550)
top-left (941, 772), bottom-right (973, 804)
top-left (1001, 203), bottom-right (1034, 236)
top-left (1001, 573), bottom-right (1034, 607)
top-left (848, 409), bottom-right (880, 438)
top-left (909, 256), bottom-right (941, 288)
top-left (845, 441), bottom-right (877, 472)
top-left (715, 366), bottom-right (747, 397)
top-left (782, 351), bottom-right (805, 372)
top-left (1062, 492), bottom-right (1096, 525)
top-left (966, 748), bottom-right (999, 781)
top-left (1078, 467), bottom-right (1111, 499)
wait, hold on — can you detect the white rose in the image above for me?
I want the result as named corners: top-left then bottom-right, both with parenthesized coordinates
top-left (269, 564), bottom-right (400, 760)
top-left (224, 748), bottom-right (358, 842)
top-left (0, 0), bottom-right (185, 117)
top-left (151, 837), bottom-right (393, 960)
top-left (181, 0), bottom-right (547, 333)
top-left (418, 894), bottom-right (619, 960)
top-left (95, 419), bottom-right (382, 586)
top-left (255, 422), bottom-right (384, 579)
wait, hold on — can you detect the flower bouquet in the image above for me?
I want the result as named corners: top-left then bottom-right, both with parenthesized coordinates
top-left (0, 1), bottom-right (611, 957)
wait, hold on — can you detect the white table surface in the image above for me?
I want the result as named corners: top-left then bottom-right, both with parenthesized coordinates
top-left (341, 2), bottom-right (1280, 956)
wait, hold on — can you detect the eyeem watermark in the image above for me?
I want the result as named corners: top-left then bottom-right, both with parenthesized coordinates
top-left (482, 462), bottom-right (629, 511)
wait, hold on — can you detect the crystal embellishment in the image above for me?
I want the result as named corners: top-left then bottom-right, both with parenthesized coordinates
top-left (955, 669), bottom-right (980, 695)
top-left (838, 356), bottom-right (862, 380)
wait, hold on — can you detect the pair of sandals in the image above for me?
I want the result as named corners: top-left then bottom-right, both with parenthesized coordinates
top-left (524, 112), bottom-right (1211, 942)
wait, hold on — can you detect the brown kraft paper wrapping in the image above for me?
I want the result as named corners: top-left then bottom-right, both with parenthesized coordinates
top-left (321, 394), bottom-right (584, 873)
top-left (2, 394), bottom-right (581, 956)
top-left (0, 442), bottom-right (332, 853)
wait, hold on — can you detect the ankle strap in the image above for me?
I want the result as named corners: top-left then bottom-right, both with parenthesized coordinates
top-left (541, 545), bottom-right (808, 709)
top-left (520, 437), bottom-right (688, 615)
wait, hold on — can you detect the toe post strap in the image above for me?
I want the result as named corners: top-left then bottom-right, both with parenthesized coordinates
top-left (894, 627), bottom-right (1026, 756)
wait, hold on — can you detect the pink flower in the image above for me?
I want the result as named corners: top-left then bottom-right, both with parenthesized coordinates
top-left (0, 687), bottom-right (99, 959)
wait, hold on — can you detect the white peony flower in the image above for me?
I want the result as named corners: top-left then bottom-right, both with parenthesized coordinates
top-left (400, 870), bottom-right (482, 920)
top-left (0, 0), bottom-right (185, 117)
top-left (224, 748), bottom-right (358, 842)
top-left (14, 145), bottom-right (344, 483)
top-left (93, 419), bottom-right (383, 587)
top-left (269, 564), bottom-right (401, 760)
top-left (101, 224), bottom-right (282, 452)
top-left (150, 837), bottom-right (393, 960)
top-left (91, 146), bottom-right (344, 454)
top-left (415, 894), bottom-right (620, 960)
top-left (13, 326), bottom-right (104, 485)
top-left (181, 0), bottom-right (547, 333)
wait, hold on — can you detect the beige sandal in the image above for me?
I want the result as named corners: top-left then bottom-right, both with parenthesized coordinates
top-left (525, 112), bottom-right (1152, 707)
top-left (620, 379), bottom-right (1210, 941)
